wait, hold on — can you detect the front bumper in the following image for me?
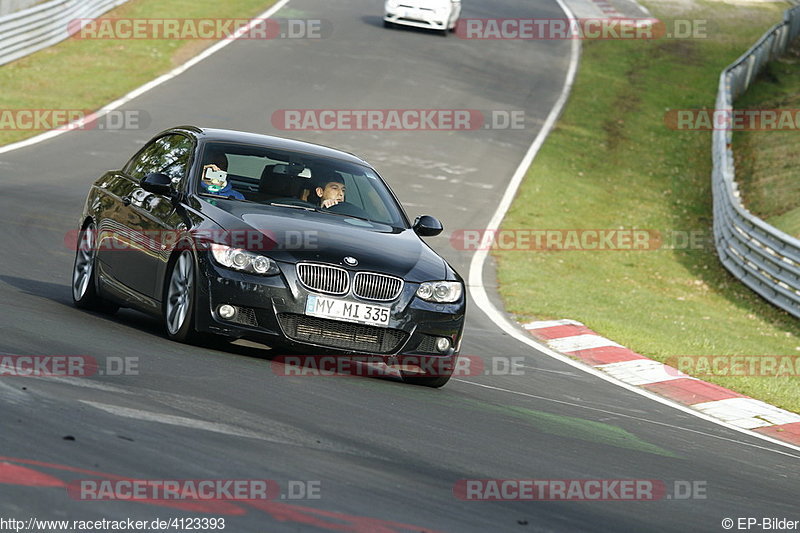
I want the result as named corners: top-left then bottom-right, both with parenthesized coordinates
top-left (384, 10), bottom-right (450, 31)
top-left (194, 253), bottom-right (465, 361)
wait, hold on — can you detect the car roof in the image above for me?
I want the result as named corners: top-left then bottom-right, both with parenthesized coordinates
top-left (166, 126), bottom-right (370, 167)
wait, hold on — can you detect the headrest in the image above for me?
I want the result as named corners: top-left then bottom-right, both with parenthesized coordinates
top-left (259, 165), bottom-right (311, 197)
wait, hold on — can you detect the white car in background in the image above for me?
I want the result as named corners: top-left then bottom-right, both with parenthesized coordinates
top-left (384, 0), bottom-right (461, 34)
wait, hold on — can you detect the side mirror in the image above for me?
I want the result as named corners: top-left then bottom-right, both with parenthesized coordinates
top-left (140, 172), bottom-right (172, 196)
top-left (413, 215), bottom-right (443, 237)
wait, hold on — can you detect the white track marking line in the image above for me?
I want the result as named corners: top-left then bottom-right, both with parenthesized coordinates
top-left (453, 380), bottom-right (800, 458)
top-left (33, 376), bottom-right (133, 394)
top-left (0, 380), bottom-right (30, 404)
top-left (79, 400), bottom-right (293, 443)
top-left (464, 0), bottom-right (800, 453)
top-left (519, 365), bottom-right (578, 377)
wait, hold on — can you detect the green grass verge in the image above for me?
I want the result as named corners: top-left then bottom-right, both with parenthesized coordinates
top-left (496, 1), bottom-right (800, 414)
top-left (0, 0), bottom-right (278, 146)
top-left (734, 40), bottom-right (800, 236)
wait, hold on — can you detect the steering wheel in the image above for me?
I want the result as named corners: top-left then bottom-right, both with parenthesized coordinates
top-left (325, 201), bottom-right (370, 219)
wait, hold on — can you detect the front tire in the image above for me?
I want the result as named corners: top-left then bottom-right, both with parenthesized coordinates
top-left (400, 354), bottom-right (456, 388)
top-left (164, 250), bottom-right (197, 342)
top-left (402, 374), bottom-right (452, 387)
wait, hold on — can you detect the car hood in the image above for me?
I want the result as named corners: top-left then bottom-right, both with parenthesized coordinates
top-left (198, 201), bottom-right (448, 281)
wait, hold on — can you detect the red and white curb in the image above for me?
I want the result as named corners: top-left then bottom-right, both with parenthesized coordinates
top-left (523, 319), bottom-right (800, 447)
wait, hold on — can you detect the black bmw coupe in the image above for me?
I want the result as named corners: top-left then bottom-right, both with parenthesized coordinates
top-left (72, 126), bottom-right (465, 386)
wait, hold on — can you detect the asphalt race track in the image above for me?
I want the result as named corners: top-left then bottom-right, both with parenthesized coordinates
top-left (0, 0), bottom-right (798, 531)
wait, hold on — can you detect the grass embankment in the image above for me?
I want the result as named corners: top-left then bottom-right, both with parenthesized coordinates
top-left (0, 0), bottom-right (278, 146)
top-left (734, 40), bottom-right (800, 236)
top-left (496, 1), bottom-right (800, 413)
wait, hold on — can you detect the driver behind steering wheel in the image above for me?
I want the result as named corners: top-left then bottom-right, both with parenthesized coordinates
top-left (313, 172), bottom-right (345, 209)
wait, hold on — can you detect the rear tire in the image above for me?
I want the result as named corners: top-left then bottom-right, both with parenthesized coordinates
top-left (72, 222), bottom-right (118, 313)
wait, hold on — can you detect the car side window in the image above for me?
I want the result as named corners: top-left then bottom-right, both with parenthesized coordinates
top-left (125, 134), bottom-right (194, 186)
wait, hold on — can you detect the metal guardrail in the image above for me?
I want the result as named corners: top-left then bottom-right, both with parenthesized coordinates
top-left (0, 0), bottom-right (129, 67)
top-left (713, 5), bottom-right (800, 318)
top-left (0, 0), bottom-right (42, 18)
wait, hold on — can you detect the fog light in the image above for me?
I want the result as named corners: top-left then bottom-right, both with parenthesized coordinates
top-left (436, 337), bottom-right (451, 353)
top-left (218, 304), bottom-right (236, 319)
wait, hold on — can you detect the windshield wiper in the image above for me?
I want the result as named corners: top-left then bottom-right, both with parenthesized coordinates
top-left (313, 208), bottom-right (373, 223)
top-left (268, 202), bottom-right (375, 223)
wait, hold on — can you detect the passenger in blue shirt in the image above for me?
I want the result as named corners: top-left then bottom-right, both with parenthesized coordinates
top-left (200, 150), bottom-right (245, 200)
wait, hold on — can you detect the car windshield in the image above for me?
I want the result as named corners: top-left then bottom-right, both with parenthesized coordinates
top-left (196, 141), bottom-right (407, 228)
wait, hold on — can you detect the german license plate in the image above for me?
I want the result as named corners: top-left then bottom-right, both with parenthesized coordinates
top-left (305, 295), bottom-right (390, 327)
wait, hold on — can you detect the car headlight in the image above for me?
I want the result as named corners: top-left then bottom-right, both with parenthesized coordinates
top-left (416, 281), bottom-right (462, 303)
top-left (210, 243), bottom-right (279, 275)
